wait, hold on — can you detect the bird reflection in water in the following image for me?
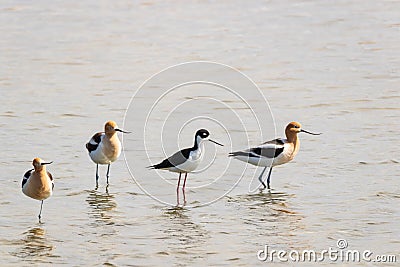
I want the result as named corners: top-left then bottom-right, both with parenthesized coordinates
top-left (227, 190), bottom-right (309, 250)
top-left (14, 227), bottom-right (54, 260)
top-left (86, 186), bottom-right (117, 226)
top-left (235, 190), bottom-right (292, 206)
top-left (227, 190), bottom-right (297, 219)
top-left (160, 207), bottom-right (209, 263)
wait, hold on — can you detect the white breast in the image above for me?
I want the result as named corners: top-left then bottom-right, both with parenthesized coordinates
top-left (169, 146), bottom-right (204, 173)
top-left (89, 135), bottom-right (121, 164)
top-left (272, 143), bottom-right (296, 167)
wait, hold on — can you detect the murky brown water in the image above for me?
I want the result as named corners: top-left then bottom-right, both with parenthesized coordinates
top-left (1, 1), bottom-right (399, 266)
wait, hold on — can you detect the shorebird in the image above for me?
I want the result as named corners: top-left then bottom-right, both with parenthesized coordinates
top-left (86, 121), bottom-right (130, 187)
top-left (22, 158), bottom-right (54, 222)
top-left (229, 122), bottom-right (320, 190)
top-left (148, 129), bottom-right (223, 191)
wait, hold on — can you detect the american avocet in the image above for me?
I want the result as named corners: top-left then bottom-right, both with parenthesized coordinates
top-left (148, 129), bottom-right (223, 191)
top-left (86, 121), bottom-right (130, 187)
top-left (22, 158), bottom-right (54, 222)
top-left (229, 122), bottom-right (321, 190)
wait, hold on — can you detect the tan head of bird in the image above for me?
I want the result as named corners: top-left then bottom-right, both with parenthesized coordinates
top-left (32, 157), bottom-right (53, 170)
top-left (285, 121), bottom-right (321, 139)
top-left (286, 121), bottom-right (302, 133)
top-left (104, 120), bottom-right (131, 136)
top-left (104, 121), bottom-right (118, 134)
top-left (32, 158), bottom-right (42, 168)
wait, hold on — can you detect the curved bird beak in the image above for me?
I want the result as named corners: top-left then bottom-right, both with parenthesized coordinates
top-left (301, 129), bottom-right (321, 135)
top-left (209, 139), bottom-right (224, 146)
top-left (116, 129), bottom-right (131, 134)
top-left (41, 161), bottom-right (53, 165)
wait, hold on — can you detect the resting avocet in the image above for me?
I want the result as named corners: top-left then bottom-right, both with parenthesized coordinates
top-left (229, 122), bottom-right (320, 190)
top-left (22, 158), bottom-right (54, 222)
top-left (148, 129), bottom-right (223, 191)
top-left (86, 121), bottom-right (130, 187)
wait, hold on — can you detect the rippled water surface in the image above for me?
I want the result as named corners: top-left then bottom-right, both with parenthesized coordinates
top-left (1, 1), bottom-right (399, 266)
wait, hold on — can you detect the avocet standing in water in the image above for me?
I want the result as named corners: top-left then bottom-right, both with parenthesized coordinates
top-left (22, 158), bottom-right (54, 222)
top-left (148, 129), bottom-right (223, 191)
top-left (86, 121), bottom-right (130, 188)
top-left (229, 122), bottom-right (321, 190)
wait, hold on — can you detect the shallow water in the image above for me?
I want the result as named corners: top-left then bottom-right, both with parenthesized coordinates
top-left (1, 0), bottom-right (399, 266)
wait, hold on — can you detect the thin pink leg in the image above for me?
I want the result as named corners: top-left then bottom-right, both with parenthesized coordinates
top-left (182, 188), bottom-right (186, 205)
top-left (182, 173), bottom-right (188, 191)
top-left (181, 173), bottom-right (188, 205)
top-left (177, 173), bottom-right (182, 190)
top-left (176, 173), bottom-right (182, 206)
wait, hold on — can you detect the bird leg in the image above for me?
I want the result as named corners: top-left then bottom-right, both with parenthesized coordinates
top-left (182, 173), bottom-right (188, 191)
top-left (266, 167), bottom-right (273, 190)
top-left (177, 173), bottom-right (182, 190)
top-left (182, 187), bottom-right (187, 205)
top-left (95, 164), bottom-right (99, 189)
top-left (106, 164), bottom-right (111, 185)
top-left (38, 200), bottom-right (43, 223)
top-left (258, 167), bottom-right (268, 190)
top-left (176, 173), bottom-right (182, 206)
top-left (182, 173), bottom-right (188, 205)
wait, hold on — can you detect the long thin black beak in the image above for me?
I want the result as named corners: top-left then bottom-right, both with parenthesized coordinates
top-left (116, 129), bottom-right (131, 134)
top-left (209, 139), bottom-right (224, 146)
top-left (301, 129), bottom-right (321, 135)
top-left (41, 161), bottom-right (53, 165)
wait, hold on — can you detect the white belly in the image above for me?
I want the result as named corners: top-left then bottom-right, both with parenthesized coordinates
top-left (168, 148), bottom-right (203, 173)
top-left (168, 159), bottom-right (201, 173)
top-left (89, 141), bottom-right (121, 164)
top-left (233, 155), bottom-right (274, 167)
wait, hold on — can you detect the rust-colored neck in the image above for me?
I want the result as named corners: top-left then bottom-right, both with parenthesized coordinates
top-left (34, 165), bottom-right (46, 173)
top-left (285, 128), bottom-right (300, 158)
top-left (285, 127), bottom-right (298, 143)
top-left (105, 131), bottom-right (116, 138)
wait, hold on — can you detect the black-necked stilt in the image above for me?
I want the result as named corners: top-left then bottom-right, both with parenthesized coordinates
top-left (22, 158), bottom-right (54, 222)
top-left (229, 122), bottom-right (321, 190)
top-left (148, 129), bottom-right (223, 191)
top-left (86, 121), bottom-right (130, 188)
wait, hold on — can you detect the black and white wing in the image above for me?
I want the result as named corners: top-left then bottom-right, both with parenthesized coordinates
top-left (47, 171), bottom-right (54, 190)
top-left (261, 138), bottom-right (286, 146)
top-left (148, 148), bottom-right (191, 169)
top-left (86, 132), bottom-right (103, 153)
top-left (229, 138), bottom-right (286, 159)
top-left (22, 169), bottom-right (33, 188)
